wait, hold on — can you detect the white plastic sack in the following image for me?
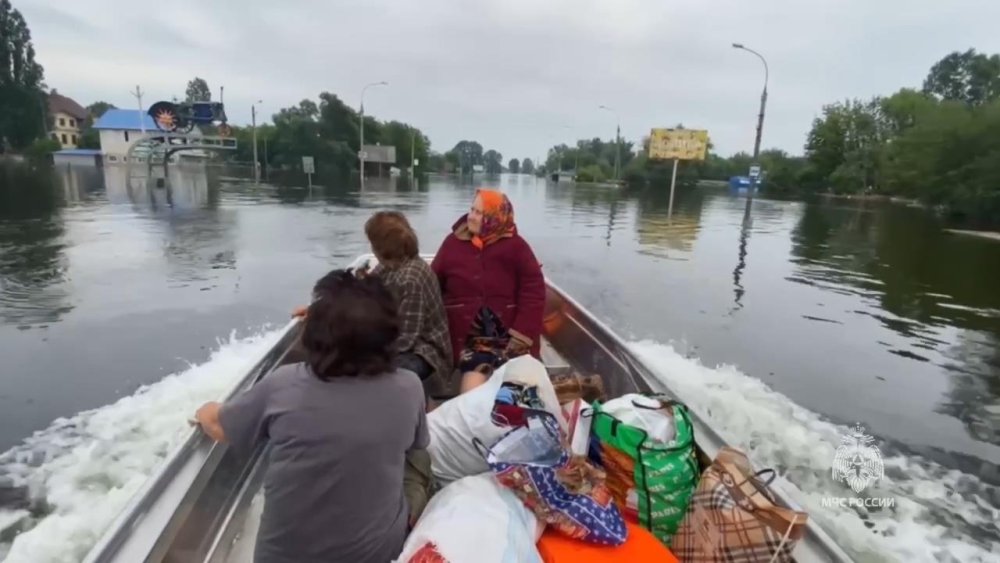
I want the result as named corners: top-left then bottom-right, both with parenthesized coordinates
top-left (427, 355), bottom-right (566, 486)
top-left (394, 473), bottom-right (543, 563)
top-left (602, 393), bottom-right (676, 443)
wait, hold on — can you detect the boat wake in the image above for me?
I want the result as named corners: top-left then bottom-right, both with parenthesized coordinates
top-left (0, 327), bottom-right (286, 563)
top-left (630, 340), bottom-right (1000, 563)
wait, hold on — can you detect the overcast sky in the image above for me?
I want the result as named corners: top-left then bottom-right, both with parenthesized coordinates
top-left (17, 0), bottom-right (1000, 161)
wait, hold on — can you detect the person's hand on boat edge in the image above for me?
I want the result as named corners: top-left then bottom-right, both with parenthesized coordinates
top-left (291, 305), bottom-right (308, 319)
top-left (192, 401), bottom-right (227, 442)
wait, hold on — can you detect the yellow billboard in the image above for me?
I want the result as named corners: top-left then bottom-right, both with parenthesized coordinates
top-left (649, 128), bottom-right (709, 161)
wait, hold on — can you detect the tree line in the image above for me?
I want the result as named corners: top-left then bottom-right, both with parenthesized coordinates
top-left (420, 140), bottom-right (534, 176)
top-left (795, 48), bottom-right (1000, 226)
top-left (723, 48), bottom-right (1000, 226)
top-left (224, 92), bottom-right (431, 178)
top-left (540, 49), bottom-right (1000, 227)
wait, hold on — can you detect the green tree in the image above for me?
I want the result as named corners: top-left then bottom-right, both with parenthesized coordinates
top-left (381, 120), bottom-right (429, 170)
top-left (879, 88), bottom-right (937, 135)
top-left (448, 141), bottom-right (484, 174)
top-left (427, 152), bottom-right (447, 172)
top-left (922, 49), bottom-right (1000, 106)
top-left (521, 158), bottom-right (535, 175)
top-left (77, 101), bottom-right (116, 149)
top-left (232, 92), bottom-right (433, 180)
top-left (0, 0), bottom-right (46, 150)
top-left (318, 92), bottom-right (360, 149)
top-left (544, 136), bottom-right (636, 180)
top-left (803, 98), bottom-right (887, 193)
top-left (508, 158), bottom-right (520, 174)
top-left (757, 149), bottom-right (806, 195)
top-left (444, 151), bottom-right (460, 172)
top-left (185, 77), bottom-right (211, 103)
top-left (483, 149), bottom-right (503, 174)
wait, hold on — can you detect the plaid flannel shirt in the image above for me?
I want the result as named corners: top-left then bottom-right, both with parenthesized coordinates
top-left (373, 257), bottom-right (453, 383)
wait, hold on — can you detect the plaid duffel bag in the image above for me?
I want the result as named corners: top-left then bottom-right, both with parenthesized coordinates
top-left (671, 447), bottom-right (808, 562)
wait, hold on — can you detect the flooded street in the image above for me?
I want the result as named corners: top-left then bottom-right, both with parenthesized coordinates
top-left (1, 163), bottom-right (999, 561)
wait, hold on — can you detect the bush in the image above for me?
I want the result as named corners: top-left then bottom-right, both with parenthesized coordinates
top-left (576, 164), bottom-right (606, 183)
top-left (24, 138), bottom-right (61, 164)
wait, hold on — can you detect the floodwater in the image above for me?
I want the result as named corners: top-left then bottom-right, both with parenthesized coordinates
top-left (1, 163), bottom-right (999, 562)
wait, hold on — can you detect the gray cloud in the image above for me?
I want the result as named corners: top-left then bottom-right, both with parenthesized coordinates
top-left (15, 0), bottom-right (1000, 161)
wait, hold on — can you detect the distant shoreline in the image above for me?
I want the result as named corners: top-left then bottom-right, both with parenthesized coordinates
top-left (815, 194), bottom-right (1000, 238)
top-left (818, 192), bottom-right (924, 207)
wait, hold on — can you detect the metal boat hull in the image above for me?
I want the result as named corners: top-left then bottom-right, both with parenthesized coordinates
top-left (84, 264), bottom-right (853, 563)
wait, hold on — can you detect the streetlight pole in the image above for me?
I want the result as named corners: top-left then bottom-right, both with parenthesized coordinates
top-left (598, 105), bottom-right (620, 182)
top-left (359, 81), bottom-right (388, 189)
top-left (732, 43), bottom-right (769, 215)
top-left (251, 100), bottom-right (262, 182)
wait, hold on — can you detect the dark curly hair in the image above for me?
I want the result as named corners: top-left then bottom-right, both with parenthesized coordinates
top-left (302, 270), bottom-right (400, 380)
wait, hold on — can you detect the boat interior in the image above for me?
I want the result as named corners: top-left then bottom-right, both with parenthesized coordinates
top-left (83, 263), bottom-right (854, 563)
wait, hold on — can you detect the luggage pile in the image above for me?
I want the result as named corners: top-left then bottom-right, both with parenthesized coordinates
top-left (396, 357), bottom-right (808, 563)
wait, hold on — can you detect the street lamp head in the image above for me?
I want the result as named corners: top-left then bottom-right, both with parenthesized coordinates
top-left (378, 81), bottom-right (389, 86)
top-left (732, 43), bottom-right (744, 49)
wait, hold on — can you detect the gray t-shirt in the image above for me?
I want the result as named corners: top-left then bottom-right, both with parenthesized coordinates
top-left (219, 362), bottom-right (429, 563)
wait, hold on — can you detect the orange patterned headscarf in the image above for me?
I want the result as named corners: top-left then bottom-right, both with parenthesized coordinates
top-left (472, 189), bottom-right (515, 249)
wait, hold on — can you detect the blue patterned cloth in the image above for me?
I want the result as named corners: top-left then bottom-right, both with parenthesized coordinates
top-left (481, 411), bottom-right (628, 546)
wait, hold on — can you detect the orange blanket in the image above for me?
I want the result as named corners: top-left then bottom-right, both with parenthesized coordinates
top-left (538, 521), bottom-right (679, 563)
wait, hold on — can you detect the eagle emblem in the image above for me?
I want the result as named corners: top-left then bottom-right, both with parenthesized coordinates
top-left (832, 424), bottom-right (884, 494)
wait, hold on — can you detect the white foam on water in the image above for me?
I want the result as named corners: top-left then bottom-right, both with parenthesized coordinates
top-left (0, 326), bottom-right (286, 563)
top-left (629, 340), bottom-right (1000, 563)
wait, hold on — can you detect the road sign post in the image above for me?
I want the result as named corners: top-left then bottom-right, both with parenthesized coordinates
top-left (302, 156), bottom-right (315, 189)
top-left (648, 128), bottom-right (709, 220)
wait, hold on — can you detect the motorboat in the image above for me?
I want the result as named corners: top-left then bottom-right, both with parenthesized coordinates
top-left (83, 256), bottom-right (854, 563)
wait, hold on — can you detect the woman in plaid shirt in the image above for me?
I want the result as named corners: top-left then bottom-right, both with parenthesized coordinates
top-left (363, 211), bottom-right (453, 395)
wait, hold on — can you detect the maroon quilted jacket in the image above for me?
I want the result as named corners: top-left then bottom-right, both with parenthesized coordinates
top-left (431, 216), bottom-right (545, 363)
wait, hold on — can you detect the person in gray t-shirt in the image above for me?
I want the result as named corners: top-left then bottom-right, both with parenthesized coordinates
top-left (195, 270), bottom-right (429, 563)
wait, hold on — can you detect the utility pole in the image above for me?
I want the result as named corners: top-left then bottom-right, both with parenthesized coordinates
top-left (263, 136), bottom-right (269, 180)
top-left (252, 100), bottom-right (262, 182)
top-left (410, 129), bottom-right (415, 177)
top-left (130, 86), bottom-right (145, 134)
top-left (359, 81), bottom-right (388, 189)
top-left (599, 105), bottom-right (620, 181)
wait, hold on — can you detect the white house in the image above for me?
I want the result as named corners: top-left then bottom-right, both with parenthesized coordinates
top-left (92, 109), bottom-right (207, 164)
top-left (92, 109), bottom-right (157, 164)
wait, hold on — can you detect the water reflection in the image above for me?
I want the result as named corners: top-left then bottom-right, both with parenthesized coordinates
top-left (731, 219), bottom-right (750, 313)
top-left (789, 199), bottom-right (1000, 444)
top-left (634, 186), bottom-right (704, 259)
top-left (0, 165), bottom-right (74, 328)
top-left (103, 163), bottom-right (220, 210)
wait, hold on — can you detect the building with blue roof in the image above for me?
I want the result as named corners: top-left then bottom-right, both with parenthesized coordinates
top-left (92, 109), bottom-right (158, 132)
top-left (93, 109), bottom-right (208, 164)
top-left (91, 109), bottom-right (159, 164)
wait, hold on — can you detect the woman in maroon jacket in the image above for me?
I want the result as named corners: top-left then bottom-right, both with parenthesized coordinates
top-left (432, 189), bottom-right (545, 385)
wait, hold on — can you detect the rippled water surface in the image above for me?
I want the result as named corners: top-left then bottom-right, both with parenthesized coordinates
top-left (1, 163), bottom-right (999, 561)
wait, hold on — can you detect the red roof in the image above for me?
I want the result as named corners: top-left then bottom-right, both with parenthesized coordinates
top-left (48, 92), bottom-right (87, 120)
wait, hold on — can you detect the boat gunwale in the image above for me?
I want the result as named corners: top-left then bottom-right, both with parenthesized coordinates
top-left (82, 319), bottom-right (301, 563)
top-left (543, 277), bottom-right (854, 562)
